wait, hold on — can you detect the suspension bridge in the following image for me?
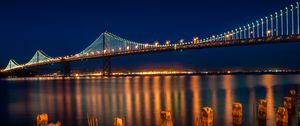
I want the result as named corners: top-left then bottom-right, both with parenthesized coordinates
top-left (2, 2), bottom-right (300, 76)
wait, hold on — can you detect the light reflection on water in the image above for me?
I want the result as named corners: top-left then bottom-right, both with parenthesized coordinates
top-left (2, 74), bottom-right (300, 126)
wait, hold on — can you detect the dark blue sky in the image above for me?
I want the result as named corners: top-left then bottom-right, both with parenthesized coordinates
top-left (0, 0), bottom-right (299, 70)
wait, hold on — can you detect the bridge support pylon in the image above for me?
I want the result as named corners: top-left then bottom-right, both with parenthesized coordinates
top-left (103, 57), bottom-right (112, 76)
top-left (61, 61), bottom-right (71, 77)
top-left (102, 32), bottom-right (112, 76)
top-left (8, 71), bottom-right (16, 78)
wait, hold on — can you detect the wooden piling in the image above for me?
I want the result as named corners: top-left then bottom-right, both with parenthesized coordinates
top-left (36, 113), bottom-right (48, 126)
top-left (257, 99), bottom-right (267, 120)
top-left (257, 99), bottom-right (267, 126)
top-left (232, 102), bottom-right (243, 126)
top-left (275, 107), bottom-right (288, 126)
top-left (283, 97), bottom-right (293, 114)
top-left (160, 111), bottom-right (173, 126)
top-left (288, 89), bottom-right (296, 110)
top-left (47, 121), bottom-right (61, 126)
top-left (201, 107), bottom-right (213, 126)
top-left (298, 95), bottom-right (300, 125)
top-left (114, 117), bottom-right (125, 126)
top-left (87, 113), bottom-right (99, 126)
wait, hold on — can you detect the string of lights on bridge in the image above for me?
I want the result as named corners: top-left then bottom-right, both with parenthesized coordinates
top-left (202, 2), bottom-right (300, 42)
top-left (1, 2), bottom-right (300, 73)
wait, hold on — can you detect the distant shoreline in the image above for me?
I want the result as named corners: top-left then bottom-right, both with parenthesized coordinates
top-left (2, 70), bottom-right (300, 80)
top-left (92, 71), bottom-right (300, 77)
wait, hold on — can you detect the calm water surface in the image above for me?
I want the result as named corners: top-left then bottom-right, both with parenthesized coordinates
top-left (0, 74), bottom-right (300, 126)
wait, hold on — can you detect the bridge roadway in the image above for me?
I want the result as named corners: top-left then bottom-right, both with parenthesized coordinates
top-left (3, 34), bottom-right (300, 72)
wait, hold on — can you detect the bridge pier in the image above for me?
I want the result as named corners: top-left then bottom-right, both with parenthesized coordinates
top-left (103, 56), bottom-right (112, 76)
top-left (61, 61), bottom-right (71, 77)
top-left (102, 32), bottom-right (112, 76)
top-left (8, 71), bottom-right (16, 78)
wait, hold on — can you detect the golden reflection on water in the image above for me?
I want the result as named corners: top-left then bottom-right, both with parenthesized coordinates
top-left (164, 76), bottom-right (172, 111)
top-left (117, 78), bottom-right (124, 115)
top-left (133, 76), bottom-right (141, 126)
top-left (143, 76), bottom-right (151, 126)
top-left (208, 75), bottom-right (217, 123)
top-left (125, 77), bottom-right (132, 126)
top-left (75, 79), bottom-right (83, 126)
top-left (7, 75), bottom-right (300, 126)
top-left (111, 78), bottom-right (117, 116)
top-left (222, 75), bottom-right (235, 126)
top-left (190, 76), bottom-right (201, 125)
top-left (47, 80), bottom-right (54, 118)
top-left (55, 80), bottom-right (63, 120)
top-left (246, 75), bottom-right (256, 125)
top-left (179, 76), bottom-right (186, 126)
top-left (153, 76), bottom-right (161, 126)
top-left (261, 75), bottom-right (275, 126)
top-left (65, 80), bottom-right (72, 125)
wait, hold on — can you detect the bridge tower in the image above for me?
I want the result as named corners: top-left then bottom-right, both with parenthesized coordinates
top-left (37, 50), bottom-right (39, 62)
top-left (103, 32), bottom-right (112, 76)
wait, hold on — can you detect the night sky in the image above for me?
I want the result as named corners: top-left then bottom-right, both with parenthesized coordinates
top-left (0, 0), bottom-right (299, 71)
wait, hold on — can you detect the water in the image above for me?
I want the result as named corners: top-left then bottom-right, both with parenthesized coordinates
top-left (0, 74), bottom-right (299, 126)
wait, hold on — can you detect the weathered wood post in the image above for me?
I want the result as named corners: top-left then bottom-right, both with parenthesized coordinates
top-left (36, 113), bottom-right (61, 126)
top-left (232, 102), bottom-right (243, 126)
top-left (36, 113), bottom-right (48, 126)
top-left (160, 111), bottom-right (173, 126)
top-left (201, 107), bottom-right (213, 126)
top-left (275, 107), bottom-right (288, 126)
top-left (288, 89), bottom-right (296, 112)
top-left (87, 113), bottom-right (99, 126)
top-left (283, 97), bottom-right (293, 114)
top-left (114, 117), bottom-right (125, 126)
top-left (298, 95), bottom-right (300, 125)
top-left (47, 122), bottom-right (61, 126)
top-left (257, 99), bottom-right (267, 126)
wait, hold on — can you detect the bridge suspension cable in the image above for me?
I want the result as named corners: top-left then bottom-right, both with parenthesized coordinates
top-left (78, 32), bottom-right (154, 55)
top-left (27, 50), bottom-right (52, 65)
top-left (203, 2), bottom-right (300, 42)
top-left (4, 59), bottom-right (20, 71)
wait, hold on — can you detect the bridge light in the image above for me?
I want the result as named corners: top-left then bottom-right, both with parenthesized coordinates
top-left (193, 36), bottom-right (199, 43)
top-left (154, 41), bottom-right (159, 47)
top-left (111, 49), bottom-right (114, 52)
top-left (165, 40), bottom-right (170, 45)
top-left (126, 46), bottom-right (130, 50)
top-left (267, 30), bottom-right (271, 36)
top-left (104, 49), bottom-right (107, 53)
top-left (118, 47), bottom-right (122, 51)
top-left (145, 43), bottom-right (149, 48)
top-left (179, 39), bottom-right (184, 45)
top-left (135, 45), bottom-right (138, 49)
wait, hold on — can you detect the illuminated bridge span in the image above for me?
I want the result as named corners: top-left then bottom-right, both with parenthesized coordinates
top-left (2, 2), bottom-right (300, 76)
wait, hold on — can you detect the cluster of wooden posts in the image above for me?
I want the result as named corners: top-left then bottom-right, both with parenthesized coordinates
top-left (36, 89), bottom-right (299, 126)
top-left (86, 114), bottom-right (125, 126)
top-left (87, 114), bottom-right (100, 126)
top-left (159, 89), bottom-right (299, 126)
top-left (274, 89), bottom-right (298, 126)
top-left (36, 113), bottom-right (61, 126)
top-left (193, 89), bottom-right (299, 126)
